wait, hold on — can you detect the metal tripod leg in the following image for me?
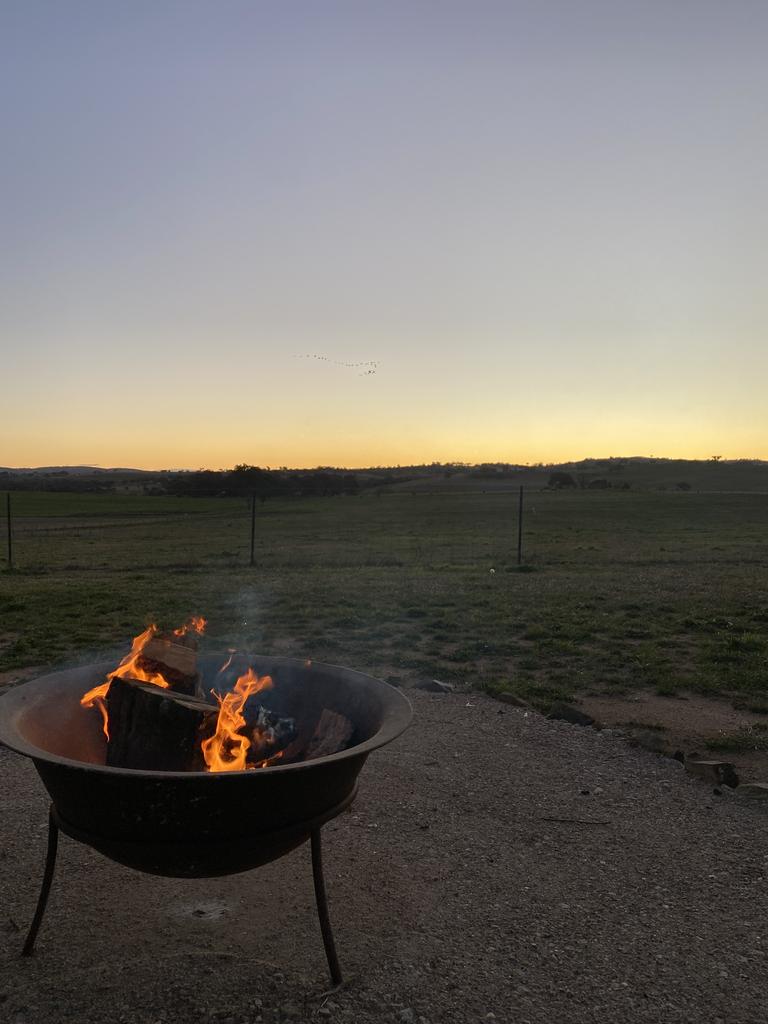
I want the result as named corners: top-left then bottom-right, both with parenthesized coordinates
top-left (310, 826), bottom-right (342, 986)
top-left (22, 805), bottom-right (59, 956)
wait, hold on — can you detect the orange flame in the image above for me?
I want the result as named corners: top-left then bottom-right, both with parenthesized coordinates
top-left (81, 680), bottom-right (112, 740)
top-left (80, 618), bottom-right (206, 740)
top-left (217, 651), bottom-right (235, 675)
top-left (174, 616), bottom-right (207, 637)
top-left (202, 668), bottom-right (273, 772)
top-left (106, 623), bottom-right (171, 689)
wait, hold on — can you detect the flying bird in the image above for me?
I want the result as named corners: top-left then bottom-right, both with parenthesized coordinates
top-left (293, 353), bottom-right (379, 376)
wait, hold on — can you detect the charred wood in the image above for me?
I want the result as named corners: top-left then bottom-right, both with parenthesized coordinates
top-left (105, 677), bottom-right (216, 771)
top-left (244, 704), bottom-right (297, 765)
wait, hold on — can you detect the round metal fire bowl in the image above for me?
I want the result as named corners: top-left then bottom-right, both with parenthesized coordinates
top-left (0, 656), bottom-right (412, 877)
top-left (50, 785), bottom-right (359, 877)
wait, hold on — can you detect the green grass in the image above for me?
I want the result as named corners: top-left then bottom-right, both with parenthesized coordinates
top-left (705, 727), bottom-right (768, 753)
top-left (4, 491), bottom-right (242, 517)
top-left (1, 489), bottom-right (768, 713)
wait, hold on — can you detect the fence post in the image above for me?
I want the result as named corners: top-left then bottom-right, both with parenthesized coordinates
top-left (249, 493), bottom-right (256, 567)
top-left (5, 493), bottom-right (12, 570)
top-left (517, 485), bottom-right (523, 565)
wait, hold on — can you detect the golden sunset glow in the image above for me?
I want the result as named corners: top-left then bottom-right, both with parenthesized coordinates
top-left (6, 383), bottom-right (768, 470)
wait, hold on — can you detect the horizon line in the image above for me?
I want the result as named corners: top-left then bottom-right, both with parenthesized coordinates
top-left (3, 454), bottom-right (767, 474)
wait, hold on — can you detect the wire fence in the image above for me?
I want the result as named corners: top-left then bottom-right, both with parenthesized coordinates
top-left (4, 487), bottom-right (768, 579)
top-left (0, 489), bottom-right (531, 577)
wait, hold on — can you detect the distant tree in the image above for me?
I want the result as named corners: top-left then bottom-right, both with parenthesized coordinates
top-left (168, 470), bottom-right (224, 497)
top-left (228, 464), bottom-right (279, 501)
top-left (548, 471), bottom-right (577, 489)
top-left (711, 455), bottom-right (722, 462)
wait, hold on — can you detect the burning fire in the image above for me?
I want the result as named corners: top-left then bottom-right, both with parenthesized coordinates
top-left (201, 667), bottom-right (274, 772)
top-left (174, 616), bottom-right (207, 637)
top-left (80, 618), bottom-right (207, 740)
top-left (80, 618), bottom-right (305, 773)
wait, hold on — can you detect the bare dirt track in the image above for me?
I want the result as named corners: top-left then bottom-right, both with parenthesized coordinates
top-left (1, 690), bottom-right (767, 1024)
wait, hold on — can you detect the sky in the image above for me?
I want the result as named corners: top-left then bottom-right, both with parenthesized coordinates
top-left (2, 1), bottom-right (767, 469)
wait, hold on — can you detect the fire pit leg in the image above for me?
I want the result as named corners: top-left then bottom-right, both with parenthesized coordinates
top-left (22, 805), bottom-right (59, 957)
top-left (310, 827), bottom-right (342, 987)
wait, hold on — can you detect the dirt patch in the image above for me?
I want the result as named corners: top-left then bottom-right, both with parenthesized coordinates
top-left (0, 665), bottom-right (44, 692)
top-left (2, 690), bottom-right (768, 1023)
top-left (580, 689), bottom-right (768, 782)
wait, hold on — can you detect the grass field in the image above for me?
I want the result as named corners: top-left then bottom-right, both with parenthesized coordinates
top-left (2, 488), bottom-right (768, 716)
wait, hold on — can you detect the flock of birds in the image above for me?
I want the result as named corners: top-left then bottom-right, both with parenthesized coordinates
top-left (294, 353), bottom-right (379, 376)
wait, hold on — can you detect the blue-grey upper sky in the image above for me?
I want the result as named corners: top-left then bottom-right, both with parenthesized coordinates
top-left (2, 1), bottom-right (767, 467)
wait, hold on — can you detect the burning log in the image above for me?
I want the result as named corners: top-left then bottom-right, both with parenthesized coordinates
top-left (83, 617), bottom-right (358, 772)
top-left (105, 677), bottom-right (217, 771)
top-left (245, 705), bottom-right (298, 765)
top-left (134, 629), bottom-right (201, 695)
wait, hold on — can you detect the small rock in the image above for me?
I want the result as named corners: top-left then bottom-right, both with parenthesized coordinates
top-left (737, 782), bottom-right (768, 799)
top-left (547, 702), bottom-right (597, 728)
top-left (685, 759), bottom-right (739, 788)
top-left (414, 679), bottom-right (454, 694)
top-left (399, 1010), bottom-right (415, 1023)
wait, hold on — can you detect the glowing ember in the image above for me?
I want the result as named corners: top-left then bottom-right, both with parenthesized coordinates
top-left (80, 618), bottom-right (207, 740)
top-left (201, 668), bottom-right (273, 773)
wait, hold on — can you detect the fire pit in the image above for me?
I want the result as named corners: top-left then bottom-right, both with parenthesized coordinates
top-left (0, 654), bottom-right (412, 984)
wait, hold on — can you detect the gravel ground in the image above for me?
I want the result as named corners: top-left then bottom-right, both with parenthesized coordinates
top-left (2, 690), bottom-right (768, 1024)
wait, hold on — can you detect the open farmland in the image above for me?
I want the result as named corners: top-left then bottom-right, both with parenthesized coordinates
top-left (2, 487), bottom-right (768, 759)
top-left (1, 483), bottom-right (768, 700)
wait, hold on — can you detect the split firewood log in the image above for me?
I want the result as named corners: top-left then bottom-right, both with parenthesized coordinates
top-left (135, 630), bottom-right (201, 695)
top-left (105, 676), bottom-right (217, 771)
top-left (302, 709), bottom-right (355, 760)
